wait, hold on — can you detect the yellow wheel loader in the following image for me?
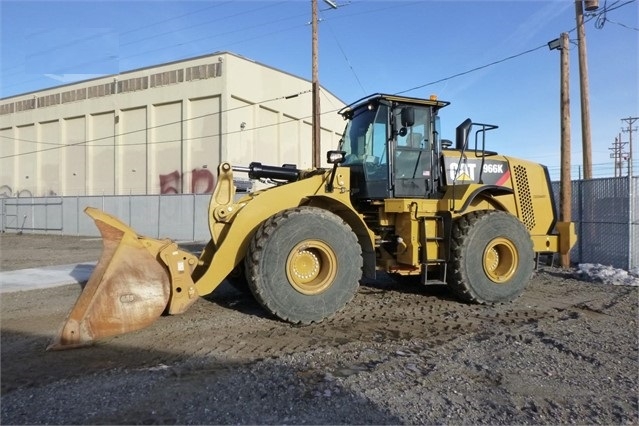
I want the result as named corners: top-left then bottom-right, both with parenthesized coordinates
top-left (48, 93), bottom-right (576, 350)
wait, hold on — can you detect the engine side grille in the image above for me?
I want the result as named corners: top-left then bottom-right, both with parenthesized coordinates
top-left (513, 165), bottom-right (536, 231)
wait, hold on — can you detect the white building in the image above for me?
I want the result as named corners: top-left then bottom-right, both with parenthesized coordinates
top-left (0, 52), bottom-right (347, 197)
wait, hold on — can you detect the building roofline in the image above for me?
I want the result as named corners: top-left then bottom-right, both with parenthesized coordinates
top-left (1, 51), bottom-right (345, 104)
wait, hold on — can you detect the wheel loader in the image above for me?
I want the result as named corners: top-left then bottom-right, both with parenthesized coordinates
top-left (48, 93), bottom-right (576, 350)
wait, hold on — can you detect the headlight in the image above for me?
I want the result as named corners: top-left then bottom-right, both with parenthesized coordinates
top-left (326, 150), bottom-right (346, 164)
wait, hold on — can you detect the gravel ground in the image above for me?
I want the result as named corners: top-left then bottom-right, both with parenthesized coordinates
top-left (1, 233), bottom-right (638, 424)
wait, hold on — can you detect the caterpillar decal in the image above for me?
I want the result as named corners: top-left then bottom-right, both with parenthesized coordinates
top-left (443, 157), bottom-right (511, 186)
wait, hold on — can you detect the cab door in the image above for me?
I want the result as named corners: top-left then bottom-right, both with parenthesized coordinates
top-left (393, 106), bottom-right (433, 198)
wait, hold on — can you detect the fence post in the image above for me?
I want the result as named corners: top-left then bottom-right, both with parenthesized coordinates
top-left (629, 174), bottom-right (634, 270)
top-left (75, 195), bottom-right (79, 236)
top-left (577, 179), bottom-right (583, 264)
top-left (192, 193), bottom-right (196, 242)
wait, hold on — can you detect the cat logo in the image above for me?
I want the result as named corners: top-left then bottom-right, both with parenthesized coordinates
top-left (454, 171), bottom-right (473, 182)
top-left (449, 162), bottom-right (477, 182)
top-left (444, 158), bottom-right (510, 185)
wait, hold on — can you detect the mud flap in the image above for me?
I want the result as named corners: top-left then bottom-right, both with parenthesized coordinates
top-left (47, 208), bottom-right (198, 351)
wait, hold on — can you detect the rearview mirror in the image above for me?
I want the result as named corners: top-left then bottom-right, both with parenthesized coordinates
top-left (401, 107), bottom-right (415, 127)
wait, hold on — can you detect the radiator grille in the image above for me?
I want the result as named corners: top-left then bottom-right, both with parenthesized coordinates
top-left (513, 165), bottom-right (536, 230)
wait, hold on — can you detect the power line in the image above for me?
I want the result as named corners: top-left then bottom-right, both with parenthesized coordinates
top-left (4, 0), bottom-right (636, 96)
top-left (395, 44), bottom-right (548, 95)
top-left (320, 10), bottom-right (367, 96)
top-left (546, 159), bottom-right (639, 178)
top-left (602, 18), bottom-right (639, 31)
top-left (119, 1), bottom-right (288, 49)
top-left (609, 135), bottom-right (628, 177)
top-left (0, 1), bottom-right (422, 93)
top-left (0, 38), bottom-right (555, 149)
top-left (621, 116), bottom-right (638, 177)
top-left (1, 2), bottom-right (236, 75)
top-left (1, 5), bottom-right (307, 92)
top-left (0, 106), bottom-right (342, 159)
top-left (2, 1), bottom-right (358, 83)
top-left (0, 25), bottom-right (618, 153)
top-left (0, 28), bottom-right (569, 149)
top-left (592, 0), bottom-right (639, 30)
top-left (0, 90), bottom-right (313, 158)
top-left (3, 1), bottom-right (637, 156)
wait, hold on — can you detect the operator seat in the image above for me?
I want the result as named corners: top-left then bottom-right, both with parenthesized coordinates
top-left (408, 132), bottom-right (423, 148)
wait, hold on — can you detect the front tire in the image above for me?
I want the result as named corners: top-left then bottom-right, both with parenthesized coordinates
top-left (246, 207), bottom-right (362, 324)
top-left (448, 210), bottom-right (534, 304)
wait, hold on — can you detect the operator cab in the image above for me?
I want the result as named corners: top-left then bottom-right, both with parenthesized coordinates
top-left (334, 93), bottom-right (450, 201)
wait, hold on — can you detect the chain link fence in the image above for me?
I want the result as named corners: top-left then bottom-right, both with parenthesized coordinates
top-left (2, 176), bottom-right (637, 270)
top-left (551, 175), bottom-right (638, 270)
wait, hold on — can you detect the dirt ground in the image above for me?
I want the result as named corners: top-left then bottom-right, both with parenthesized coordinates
top-left (1, 233), bottom-right (637, 424)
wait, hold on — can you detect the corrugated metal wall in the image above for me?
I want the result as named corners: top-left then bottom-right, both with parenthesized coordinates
top-left (1, 194), bottom-right (212, 242)
top-left (0, 53), bottom-right (346, 198)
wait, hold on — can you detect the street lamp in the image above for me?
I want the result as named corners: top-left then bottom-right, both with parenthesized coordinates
top-left (311, 0), bottom-right (338, 168)
top-left (547, 38), bottom-right (561, 51)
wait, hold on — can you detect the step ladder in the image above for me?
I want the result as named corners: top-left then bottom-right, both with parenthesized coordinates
top-left (420, 212), bottom-right (452, 285)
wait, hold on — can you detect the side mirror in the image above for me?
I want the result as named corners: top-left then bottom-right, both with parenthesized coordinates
top-left (326, 151), bottom-right (346, 192)
top-left (401, 107), bottom-right (415, 127)
top-left (327, 150), bottom-right (346, 164)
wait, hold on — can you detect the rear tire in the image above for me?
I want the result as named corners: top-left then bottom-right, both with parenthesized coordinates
top-left (246, 207), bottom-right (362, 324)
top-left (448, 210), bottom-right (534, 304)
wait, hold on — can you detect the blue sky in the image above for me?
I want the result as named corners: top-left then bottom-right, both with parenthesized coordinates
top-left (1, 0), bottom-right (637, 179)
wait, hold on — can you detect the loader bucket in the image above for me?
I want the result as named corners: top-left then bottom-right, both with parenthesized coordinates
top-left (47, 208), bottom-right (176, 351)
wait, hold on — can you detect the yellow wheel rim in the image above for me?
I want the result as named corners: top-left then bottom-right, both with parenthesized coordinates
top-left (286, 240), bottom-right (337, 295)
top-left (483, 237), bottom-right (518, 284)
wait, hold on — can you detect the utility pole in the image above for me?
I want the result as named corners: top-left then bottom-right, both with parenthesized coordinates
top-left (575, 0), bottom-right (599, 179)
top-left (609, 135), bottom-right (627, 177)
top-left (549, 33), bottom-right (572, 267)
top-left (311, 0), bottom-right (338, 168)
top-left (559, 33), bottom-right (572, 268)
top-left (621, 117), bottom-right (638, 177)
top-left (311, 0), bottom-right (321, 168)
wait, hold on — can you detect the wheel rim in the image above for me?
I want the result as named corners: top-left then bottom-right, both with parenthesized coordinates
top-left (482, 237), bottom-right (518, 283)
top-left (286, 240), bottom-right (338, 295)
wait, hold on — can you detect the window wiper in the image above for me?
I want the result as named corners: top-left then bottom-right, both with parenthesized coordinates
top-left (411, 151), bottom-right (422, 178)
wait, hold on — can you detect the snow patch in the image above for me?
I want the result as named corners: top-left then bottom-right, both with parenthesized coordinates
top-left (574, 263), bottom-right (639, 287)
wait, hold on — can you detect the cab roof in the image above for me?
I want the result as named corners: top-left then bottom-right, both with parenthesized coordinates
top-left (338, 93), bottom-right (451, 117)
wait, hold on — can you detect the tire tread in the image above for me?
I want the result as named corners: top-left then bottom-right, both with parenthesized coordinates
top-left (246, 207), bottom-right (362, 324)
top-left (448, 210), bottom-right (533, 304)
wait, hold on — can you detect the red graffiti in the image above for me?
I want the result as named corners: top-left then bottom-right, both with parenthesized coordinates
top-left (159, 168), bottom-right (215, 194)
top-left (159, 171), bottom-right (180, 194)
top-left (191, 168), bottom-right (214, 193)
